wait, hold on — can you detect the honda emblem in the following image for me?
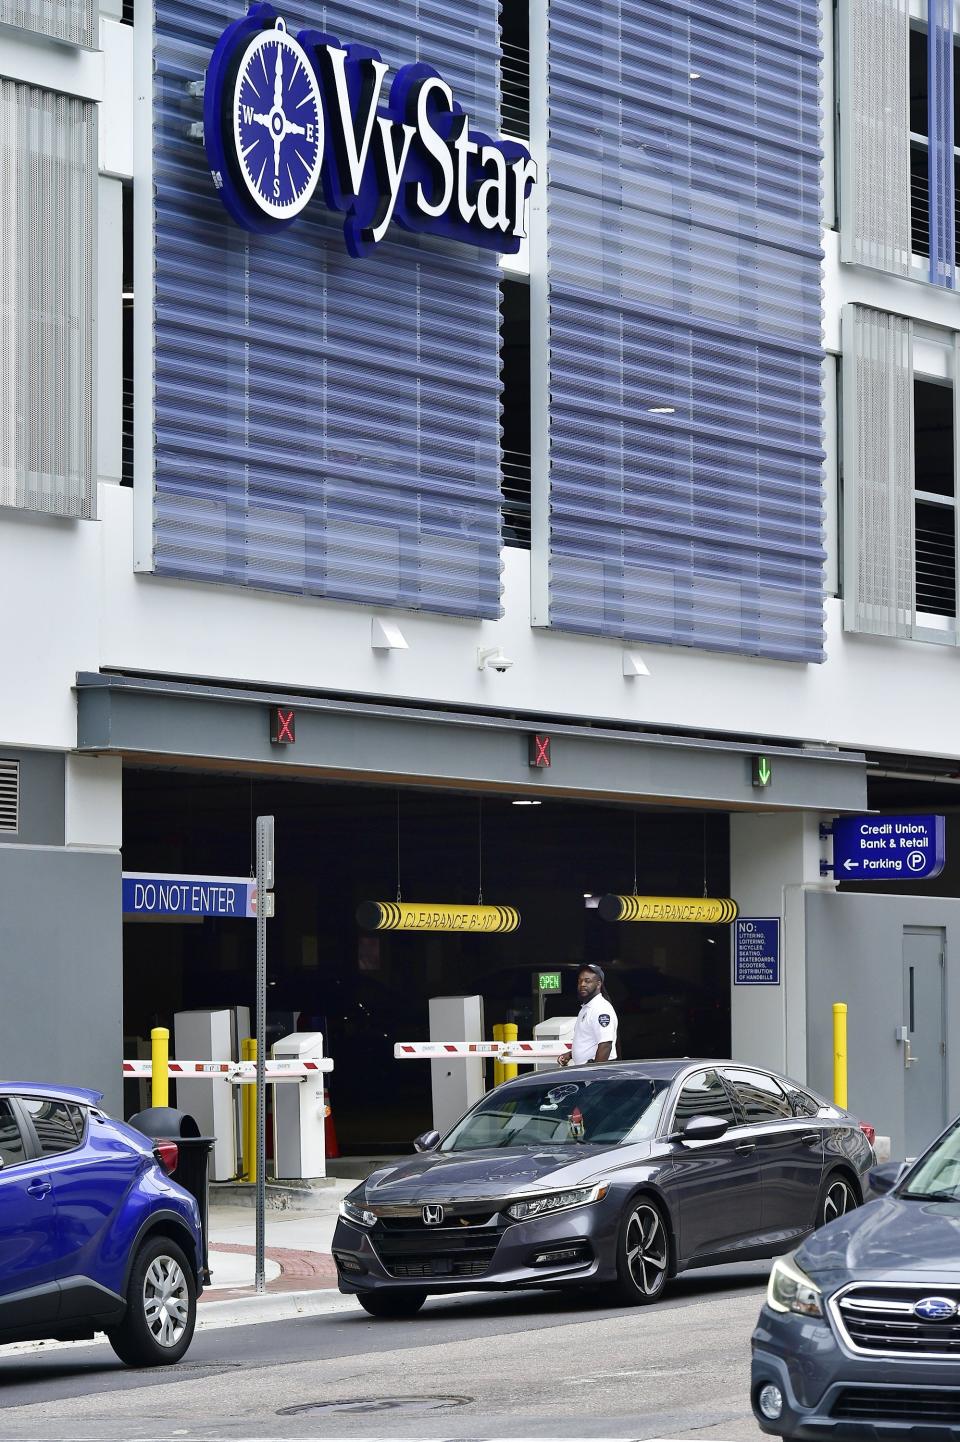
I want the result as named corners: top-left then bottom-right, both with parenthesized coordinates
top-left (422, 1204), bottom-right (444, 1226)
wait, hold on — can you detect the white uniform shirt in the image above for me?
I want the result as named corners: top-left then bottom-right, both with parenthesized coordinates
top-left (571, 992), bottom-right (618, 1064)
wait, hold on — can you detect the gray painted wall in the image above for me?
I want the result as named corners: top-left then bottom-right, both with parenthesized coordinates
top-left (0, 843), bottom-right (122, 1113)
top-left (0, 751), bottom-right (65, 845)
top-left (805, 890), bottom-right (960, 1161)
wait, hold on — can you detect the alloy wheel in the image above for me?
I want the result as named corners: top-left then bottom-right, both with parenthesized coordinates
top-left (624, 1203), bottom-right (668, 1296)
top-left (142, 1253), bottom-right (190, 1349)
top-left (822, 1178), bottom-right (855, 1225)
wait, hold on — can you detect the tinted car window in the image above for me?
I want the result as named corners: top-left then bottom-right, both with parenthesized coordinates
top-left (0, 1100), bottom-right (26, 1167)
top-left (725, 1069), bottom-right (793, 1123)
top-left (786, 1088), bottom-right (820, 1119)
top-left (672, 1070), bottom-right (737, 1128)
top-left (19, 1098), bottom-right (82, 1157)
top-left (443, 1076), bottom-right (670, 1150)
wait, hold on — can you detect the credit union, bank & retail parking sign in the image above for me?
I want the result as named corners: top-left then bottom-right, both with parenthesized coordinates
top-left (831, 814), bottom-right (946, 881)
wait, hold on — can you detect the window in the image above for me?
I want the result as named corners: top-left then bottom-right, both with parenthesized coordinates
top-left (785, 1088), bottom-right (821, 1119)
top-left (915, 378), bottom-right (956, 617)
top-left (911, 26), bottom-right (931, 259)
top-left (724, 1069), bottom-right (792, 1124)
top-left (500, 279), bottom-right (530, 549)
top-left (500, 0), bottom-right (529, 142)
top-left (672, 1070), bottom-right (737, 1130)
top-left (19, 1098), bottom-right (82, 1157)
top-left (442, 1076), bottom-right (670, 1151)
top-left (0, 1101), bottom-right (26, 1168)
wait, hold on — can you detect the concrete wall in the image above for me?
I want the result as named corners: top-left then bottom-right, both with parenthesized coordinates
top-left (0, 844), bottom-right (123, 1114)
top-left (805, 891), bottom-right (960, 1161)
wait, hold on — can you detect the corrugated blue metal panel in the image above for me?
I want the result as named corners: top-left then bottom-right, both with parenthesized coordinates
top-left (928, 0), bottom-right (955, 288)
top-left (152, 0), bottom-right (504, 617)
top-left (546, 0), bottom-right (826, 662)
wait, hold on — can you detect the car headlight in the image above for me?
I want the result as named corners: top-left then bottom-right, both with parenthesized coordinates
top-left (339, 1196), bottom-right (376, 1228)
top-left (506, 1182), bottom-right (608, 1221)
top-left (767, 1253), bottom-right (823, 1318)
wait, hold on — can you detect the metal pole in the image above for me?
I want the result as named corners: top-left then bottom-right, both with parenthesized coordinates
top-left (833, 1002), bottom-right (848, 1110)
top-left (150, 1027), bottom-right (169, 1109)
top-left (255, 816), bottom-right (274, 1294)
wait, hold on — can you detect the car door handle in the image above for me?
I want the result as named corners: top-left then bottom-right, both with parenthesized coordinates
top-left (735, 1141), bottom-right (756, 1154)
top-left (26, 1179), bottom-right (51, 1199)
top-left (801, 1132), bottom-right (820, 1146)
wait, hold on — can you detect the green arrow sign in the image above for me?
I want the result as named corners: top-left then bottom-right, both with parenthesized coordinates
top-left (752, 756), bottom-right (773, 788)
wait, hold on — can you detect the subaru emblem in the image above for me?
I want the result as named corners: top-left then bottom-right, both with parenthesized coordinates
top-left (914, 1296), bottom-right (958, 1322)
top-left (422, 1204), bottom-right (444, 1226)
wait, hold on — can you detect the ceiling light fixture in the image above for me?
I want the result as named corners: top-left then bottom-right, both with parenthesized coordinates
top-left (512, 799), bottom-right (542, 807)
top-left (648, 406), bottom-right (675, 414)
top-left (689, 71), bottom-right (701, 79)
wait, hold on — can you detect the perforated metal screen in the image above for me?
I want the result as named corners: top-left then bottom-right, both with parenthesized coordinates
top-left (545, 0), bottom-right (826, 663)
top-left (0, 0), bottom-right (96, 47)
top-left (839, 0), bottom-right (911, 276)
top-left (0, 81), bottom-right (97, 519)
top-left (842, 305), bottom-right (916, 639)
top-left (151, 0), bottom-right (505, 618)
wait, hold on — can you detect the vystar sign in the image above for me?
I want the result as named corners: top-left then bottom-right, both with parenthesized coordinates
top-left (203, 4), bottom-right (538, 257)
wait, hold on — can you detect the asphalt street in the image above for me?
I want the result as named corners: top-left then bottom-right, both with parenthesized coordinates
top-left (0, 1263), bottom-right (769, 1442)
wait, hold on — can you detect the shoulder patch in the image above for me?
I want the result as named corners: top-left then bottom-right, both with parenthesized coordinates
top-left (598, 1013), bottom-right (611, 1027)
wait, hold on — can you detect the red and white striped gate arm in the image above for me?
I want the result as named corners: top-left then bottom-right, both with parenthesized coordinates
top-left (393, 1040), bottom-right (571, 1061)
top-left (122, 1058), bottom-right (333, 1082)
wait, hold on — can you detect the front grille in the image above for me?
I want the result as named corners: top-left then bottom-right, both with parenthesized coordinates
top-left (832, 1387), bottom-right (960, 1422)
top-left (371, 1222), bottom-right (502, 1281)
top-left (833, 1284), bottom-right (960, 1358)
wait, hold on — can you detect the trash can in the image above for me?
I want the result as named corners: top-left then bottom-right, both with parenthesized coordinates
top-left (129, 1107), bottom-right (215, 1284)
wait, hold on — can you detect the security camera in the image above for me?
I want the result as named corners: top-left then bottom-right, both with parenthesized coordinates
top-left (477, 646), bottom-right (515, 673)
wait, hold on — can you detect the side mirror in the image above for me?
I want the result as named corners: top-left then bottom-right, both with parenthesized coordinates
top-left (868, 1161), bottom-right (908, 1196)
top-left (671, 1114), bottom-right (730, 1144)
top-left (413, 1130), bottom-right (441, 1153)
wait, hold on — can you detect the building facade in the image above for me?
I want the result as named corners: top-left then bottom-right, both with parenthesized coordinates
top-left (1, 0), bottom-right (958, 1158)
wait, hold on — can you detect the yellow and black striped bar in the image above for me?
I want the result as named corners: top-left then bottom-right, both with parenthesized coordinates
top-left (598, 895), bottom-right (739, 925)
top-left (357, 901), bottom-right (521, 934)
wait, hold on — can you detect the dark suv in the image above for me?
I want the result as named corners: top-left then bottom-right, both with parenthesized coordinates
top-left (0, 1083), bottom-right (203, 1366)
top-left (752, 1113), bottom-right (960, 1436)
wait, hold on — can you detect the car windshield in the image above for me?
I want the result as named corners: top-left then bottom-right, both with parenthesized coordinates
top-left (901, 1120), bottom-right (960, 1201)
top-left (441, 1076), bottom-right (670, 1152)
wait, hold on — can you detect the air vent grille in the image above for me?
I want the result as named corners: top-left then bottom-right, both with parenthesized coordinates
top-left (0, 760), bottom-right (19, 833)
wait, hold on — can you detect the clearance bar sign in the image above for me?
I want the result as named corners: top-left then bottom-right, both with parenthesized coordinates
top-left (599, 895), bottom-right (739, 925)
top-left (357, 901), bottom-right (520, 933)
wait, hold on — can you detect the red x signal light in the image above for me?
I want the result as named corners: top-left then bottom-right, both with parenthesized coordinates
top-left (529, 734), bottom-right (551, 768)
top-left (270, 707), bottom-right (296, 745)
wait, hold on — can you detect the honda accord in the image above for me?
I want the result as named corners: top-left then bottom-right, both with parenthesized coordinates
top-left (332, 1059), bottom-right (874, 1316)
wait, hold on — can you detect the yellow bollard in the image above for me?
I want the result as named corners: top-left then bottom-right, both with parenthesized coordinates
top-left (502, 1023), bottom-right (519, 1081)
top-left (242, 1038), bottom-right (257, 1184)
top-left (150, 1027), bottom-right (169, 1109)
top-left (492, 1024), bottom-right (505, 1087)
top-left (833, 1003), bottom-right (848, 1110)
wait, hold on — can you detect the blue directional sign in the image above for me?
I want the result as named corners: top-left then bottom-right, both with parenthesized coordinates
top-left (832, 815), bottom-right (946, 881)
top-left (122, 873), bottom-right (258, 918)
top-left (734, 918), bottom-right (780, 986)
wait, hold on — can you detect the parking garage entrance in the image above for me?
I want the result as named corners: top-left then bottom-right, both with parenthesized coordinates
top-left (121, 769), bottom-right (732, 1151)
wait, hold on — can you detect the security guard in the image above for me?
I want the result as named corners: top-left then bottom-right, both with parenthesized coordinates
top-left (558, 963), bottom-right (619, 1066)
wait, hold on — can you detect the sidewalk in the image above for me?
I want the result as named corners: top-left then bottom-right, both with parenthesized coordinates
top-left (203, 1177), bottom-right (354, 1303)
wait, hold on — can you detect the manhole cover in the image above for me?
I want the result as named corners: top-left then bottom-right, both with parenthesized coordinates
top-left (278, 1395), bottom-right (472, 1416)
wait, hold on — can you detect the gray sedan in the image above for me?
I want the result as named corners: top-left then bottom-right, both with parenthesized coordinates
top-left (752, 1114), bottom-right (960, 1437)
top-left (332, 1058), bottom-right (874, 1317)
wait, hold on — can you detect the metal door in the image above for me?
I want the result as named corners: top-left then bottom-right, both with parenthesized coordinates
top-left (903, 927), bottom-right (947, 1155)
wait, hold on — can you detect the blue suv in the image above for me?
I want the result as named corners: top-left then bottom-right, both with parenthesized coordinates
top-left (0, 1083), bottom-right (204, 1366)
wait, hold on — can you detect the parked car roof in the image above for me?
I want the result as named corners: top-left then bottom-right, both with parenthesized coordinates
top-left (0, 1081), bottom-right (104, 1105)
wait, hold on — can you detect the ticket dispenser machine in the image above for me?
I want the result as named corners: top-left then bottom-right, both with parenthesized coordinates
top-left (533, 1016), bottom-right (577, 1072)
top-left (272, 1032), bottom-right (328, 1180)
top-left (429, 996), bottom-right (485, 1136)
